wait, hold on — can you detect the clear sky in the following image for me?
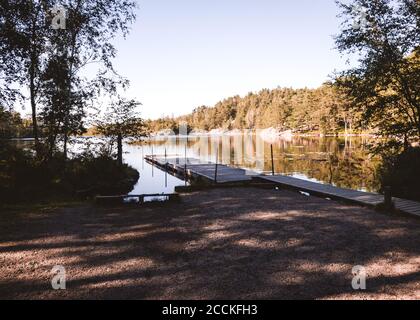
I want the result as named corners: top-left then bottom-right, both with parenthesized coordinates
top-left (107, 0), bottom-right (350, 120)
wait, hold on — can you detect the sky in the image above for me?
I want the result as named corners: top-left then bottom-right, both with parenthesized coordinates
top-left (22, 0), bottom-right (354, 120)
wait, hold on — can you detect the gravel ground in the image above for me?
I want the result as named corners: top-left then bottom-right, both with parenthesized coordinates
top-left (0, 187), bottom-right (419, 300)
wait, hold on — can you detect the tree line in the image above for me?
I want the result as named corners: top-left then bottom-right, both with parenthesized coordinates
top-left (147, 84), bottom-right (361, 135)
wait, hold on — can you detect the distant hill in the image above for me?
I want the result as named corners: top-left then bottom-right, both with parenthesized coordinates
top-left (146, 84), bottom-right (365, 135)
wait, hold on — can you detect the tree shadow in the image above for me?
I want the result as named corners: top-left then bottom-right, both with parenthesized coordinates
top-left (0, 187), bottom-right (419, 299)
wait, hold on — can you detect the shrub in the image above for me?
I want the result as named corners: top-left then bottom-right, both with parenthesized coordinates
top-left (379, 147), bottom-right (420, 201)
top-left (65, 153), bottom-right (139, 196)
top-left (0, 142), bottom-right (139, 204)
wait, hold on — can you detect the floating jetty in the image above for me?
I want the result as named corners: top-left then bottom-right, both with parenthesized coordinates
top-left (145, 155), bottom-right (420, 217)
top-left (145, 155), bottom-right (259, 184)
top-left (258, 175), bottom-right (420, 217)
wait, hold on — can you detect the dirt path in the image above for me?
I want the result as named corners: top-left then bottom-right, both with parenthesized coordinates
top-left (0, 187), bottom-right (419, 299)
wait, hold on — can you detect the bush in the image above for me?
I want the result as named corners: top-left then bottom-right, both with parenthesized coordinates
top-left (65, 153), bottom-right (139, 196)
top-left (0, 142), bottom-right (52, 202)
top-left (0, 142), bottom-right (139, 204)
top-left (379, 147), bottom-right (420, 201)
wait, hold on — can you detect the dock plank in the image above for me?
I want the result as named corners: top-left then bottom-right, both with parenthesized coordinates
top-left (146, 156), bottom-right (258, 183)
top-left (260, 175), bottom-right (420, 217)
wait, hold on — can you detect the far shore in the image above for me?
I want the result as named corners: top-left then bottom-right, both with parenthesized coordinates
top-left (150, 127), bottom-right (377, 139)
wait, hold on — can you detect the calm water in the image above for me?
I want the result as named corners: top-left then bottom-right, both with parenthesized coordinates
top-left (8, 135), bottom-right (380, 195)
top-left (125, 143), bottom-right (189, 196)
top-left (126, 135), bottom-right (381, 194)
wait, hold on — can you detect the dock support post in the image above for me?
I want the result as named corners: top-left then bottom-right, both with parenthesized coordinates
top-left (271, 144), bottom-right (275, 176)
top-left (165, 148), bottom-right (168, 188)
top-left (142, 146), bottom-right (144, 169)
top-left (384, 186), bottom-right (393, 209)
top-left (214, 147), bottom-right (219, 183)
top-left (184, 144), bottom-right (187, 186)
top-left (151, 145), bottom-right (154, 177)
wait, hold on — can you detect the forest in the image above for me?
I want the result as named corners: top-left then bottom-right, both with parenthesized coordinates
top-left (146, 84), bottom-right (362, 135)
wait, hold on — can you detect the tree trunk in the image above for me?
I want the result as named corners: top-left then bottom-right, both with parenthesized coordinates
top-left (29, 55), bottom-right (39, 149)
top-left (29, 16), bottom-right (39, 152)
top-left (117, 133), bottom-right (123, 166)
top-left (47, 126), bottom-right (56, 161)
top-left (344, 118), bottom-right (348, 136)
top-left (65, 2), bottom-right (82, 161)
top-left (404, 134), bottom-right (409, 151)
top-left (63, 112), bottom-right (69, 161)
top-left (63, 130), bottom-right (68, 160)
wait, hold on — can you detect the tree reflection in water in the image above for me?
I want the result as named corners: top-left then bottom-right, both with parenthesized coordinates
top-left (144, 135), bottom-right (381, 193)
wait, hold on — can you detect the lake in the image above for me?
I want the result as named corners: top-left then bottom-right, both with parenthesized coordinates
top-left (125, 134), bottom-right (381, 195)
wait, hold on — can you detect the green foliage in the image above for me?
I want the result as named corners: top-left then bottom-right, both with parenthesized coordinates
top-left (148, 85), bottom-right (359, 134)
top-left (335, 0), bottom-right (420, 145)
top-left (379, 147), bottom-right (420, 201)
top-left (0, 106), bottom-right (32, 138)
top-left (0, 141), bottom-right (56, 202)
top-left (96, 97), bottom-right (146, 165)
top-left (335, 0), bottom-right (420, 201)
top-left (96, 98), bottom-right (146, 140)
top-left (64, 153), bottom-right (139, 196)
top-left (0, 0), bottom-right (137, 152)
top-left (0, 141), bottom-right (139, 204)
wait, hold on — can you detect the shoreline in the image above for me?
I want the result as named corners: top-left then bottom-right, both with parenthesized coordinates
top-left (150, 127), bottom-right (376, 138)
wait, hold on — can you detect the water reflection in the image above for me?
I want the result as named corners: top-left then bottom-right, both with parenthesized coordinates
top-left (128, 135), bottom-right (380, 193)
top-left (124, 143), bottom-right (188, 195)
top-left (7, 135), bottom-right (381, 194)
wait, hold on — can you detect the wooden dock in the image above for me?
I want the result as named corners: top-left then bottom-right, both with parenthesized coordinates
top-left (259, 175), bottom-right (420, 217)
top-left (145, 156), bottom-right (259, 184)
top-left (145, 155), bottom-right (420, 217)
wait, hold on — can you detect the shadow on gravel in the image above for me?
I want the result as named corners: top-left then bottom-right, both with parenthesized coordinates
top-left (0, 188), bottom-right (419, 299)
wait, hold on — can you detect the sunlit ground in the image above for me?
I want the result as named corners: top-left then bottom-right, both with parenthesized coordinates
top-left (0, 187), bottom-right (419, 300)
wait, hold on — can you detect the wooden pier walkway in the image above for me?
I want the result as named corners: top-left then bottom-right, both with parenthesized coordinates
top-left (145, 155), bottom-right (420, 217)
top-left (145, 156), bottom-right (259, 184)
top-left (259, 175), bottom-right (420, 217)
